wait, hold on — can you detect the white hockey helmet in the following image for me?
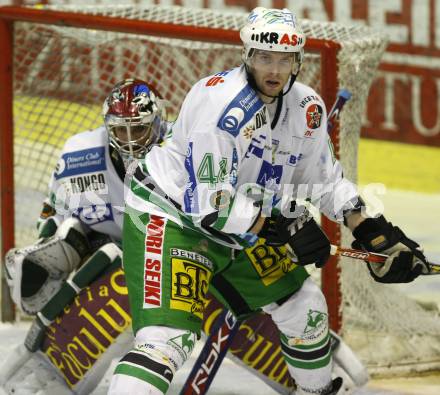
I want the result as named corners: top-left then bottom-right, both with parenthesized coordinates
top-left (240, 7), bottom-right (306, 73)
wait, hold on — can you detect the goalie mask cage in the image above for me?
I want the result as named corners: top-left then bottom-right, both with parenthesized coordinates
top-left (0, 4), bottom-right (439, 377)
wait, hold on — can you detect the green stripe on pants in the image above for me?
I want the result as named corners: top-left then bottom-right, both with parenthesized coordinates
top-left (114, 363), bottom-right (169, 394)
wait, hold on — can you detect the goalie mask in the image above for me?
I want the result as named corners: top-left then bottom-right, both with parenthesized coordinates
top-left (240, 7), bottom-right (306, 97)
top-left (103, 79), bottom-right (165, 163)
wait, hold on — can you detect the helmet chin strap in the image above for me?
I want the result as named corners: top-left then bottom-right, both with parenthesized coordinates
top-left (244, 64), bottom-right (299, 103)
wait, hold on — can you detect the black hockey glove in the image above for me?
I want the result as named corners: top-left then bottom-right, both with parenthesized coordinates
top-left (352, 215), bottom-right (429, 283)
top-left (258, 204), bottom-right (331, 268)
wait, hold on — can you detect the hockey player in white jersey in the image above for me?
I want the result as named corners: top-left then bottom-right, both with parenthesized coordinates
top-left (111, 7), bottom-right (430, 395)
top-left (1, 75), bottom-right (368, 395)
top-left (1, 78), bottom-right (166, 394)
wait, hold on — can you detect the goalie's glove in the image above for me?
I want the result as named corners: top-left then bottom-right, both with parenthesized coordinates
top-left (352, 215), bottom-right (429, 283)
top-left (258, 203), bottom-right (331, 268)
top-left (5, 217), bottom-right (90, 314)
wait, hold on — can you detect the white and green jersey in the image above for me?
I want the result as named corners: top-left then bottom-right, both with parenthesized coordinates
top-left (133, 65), bottom-right (359, 243)
top-left (43, 126), bottom-right (126, 241)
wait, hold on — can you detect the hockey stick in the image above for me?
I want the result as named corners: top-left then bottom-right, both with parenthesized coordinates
top-left (329, 245), bottom-right (440, 275)
top-left (179, 309), bottom-right (239, 395)
top-left (180, 246), bottom-right (439, 395)
top-left (180, 90), bottom-right (352, 395)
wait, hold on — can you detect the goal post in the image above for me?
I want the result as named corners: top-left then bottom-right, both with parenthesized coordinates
top-left (0, 14), bottom-right (14, 323)
top-left (5, 4), bottom-right (438, 378)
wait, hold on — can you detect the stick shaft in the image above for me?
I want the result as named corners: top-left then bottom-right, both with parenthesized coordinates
top-left (179, 310), bottom-right (239, 395)
top-left (330, 245), bottom-right (440, 275)
top-left (327, 89), bottom-right (352, 134)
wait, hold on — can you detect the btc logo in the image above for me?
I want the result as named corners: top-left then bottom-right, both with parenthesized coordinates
top-left (245, 240), bottom-right (296, 286)
top-left (170, 259), bottom-right (212, 319)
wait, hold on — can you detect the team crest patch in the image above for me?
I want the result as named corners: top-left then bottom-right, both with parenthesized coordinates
top-left (168, 331), bottom-right (196, 361)
top-left (305, 104), bottom-right (323, 129)
top-left (304, 309), bottom-right (327, 334)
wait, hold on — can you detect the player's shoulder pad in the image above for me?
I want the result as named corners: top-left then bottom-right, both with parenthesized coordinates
top-left (62, 126), bottom-right (107, 150)
top-left (54, 126), bottom-right (108, 180)
top-left (293, 82), bottom-right (326, 132)
top-left (210, 68), bottom-right (264, 138)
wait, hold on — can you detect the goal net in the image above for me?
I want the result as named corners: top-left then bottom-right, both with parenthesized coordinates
top-left (1, 4), bottom-right (439, 377)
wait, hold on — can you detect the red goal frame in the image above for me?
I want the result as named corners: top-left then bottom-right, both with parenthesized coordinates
top-left (0, 6), bottom-right (342, 326)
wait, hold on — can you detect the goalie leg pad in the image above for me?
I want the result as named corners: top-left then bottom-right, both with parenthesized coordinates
top-left (23, 243), bottom-right (123, 353)
top-left (330, 330), bottom-right (368, 389)
top-left (109, 325), bottom-right (196, 395)
top-left (263, 277), bottom-right (333, 394)
top-left (1, 347), bottom-right (74, 395)
top-left (5, 218), bottom-right (90, 315)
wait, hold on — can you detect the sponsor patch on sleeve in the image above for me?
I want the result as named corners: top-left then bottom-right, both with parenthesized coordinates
top-left (217, 85), bottom-right (263, 137)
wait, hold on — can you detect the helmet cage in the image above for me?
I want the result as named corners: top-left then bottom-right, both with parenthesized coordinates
top-left (105, 113), bottom-right (161, 159)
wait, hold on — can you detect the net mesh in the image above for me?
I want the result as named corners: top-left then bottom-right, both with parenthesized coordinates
top-left (9, 4), bottom-right (440, 375)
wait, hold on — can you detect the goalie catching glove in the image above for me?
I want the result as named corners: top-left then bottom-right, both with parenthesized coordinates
top-left (258, 202), bottom-right (331, 268)
top-left (5, 217), bottom-right (90, 314)
top-left (352, 215), bottom-right (429, 283)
